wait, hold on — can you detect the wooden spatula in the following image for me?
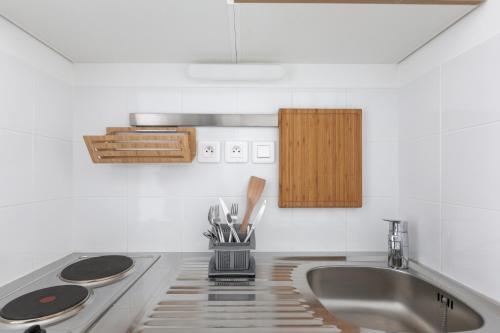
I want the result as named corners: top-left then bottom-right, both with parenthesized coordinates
top-left (240, 176), bottom-right (266, 232)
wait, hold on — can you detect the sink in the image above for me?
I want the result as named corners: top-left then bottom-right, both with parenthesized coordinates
top-left (307, 266), bottom-right (484, 333)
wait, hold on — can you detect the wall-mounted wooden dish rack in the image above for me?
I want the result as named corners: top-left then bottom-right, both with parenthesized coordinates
top-left (84, 127), bottom-right (196, 163)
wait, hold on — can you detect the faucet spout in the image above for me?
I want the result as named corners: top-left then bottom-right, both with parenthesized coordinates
top-left (383, 219), bottom-right (409, 269)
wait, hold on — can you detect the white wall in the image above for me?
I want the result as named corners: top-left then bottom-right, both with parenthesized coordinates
top-left (398, 0), bottom-right (500, 302)
top-left (72, 63), bottom-right (399, 253)
top-left (0, 17), bottom-right (73, 285)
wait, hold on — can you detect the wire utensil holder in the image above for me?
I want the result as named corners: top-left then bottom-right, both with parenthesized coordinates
top-left (208, 224), bottom-right (256, 278)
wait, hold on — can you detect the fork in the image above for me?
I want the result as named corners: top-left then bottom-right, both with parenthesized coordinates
top-left (228, 203), bottom-right (239, 242)
top-left (230, 203), bottom-right (239, 222)
top-left (209, 205), bottom-right (224, 243)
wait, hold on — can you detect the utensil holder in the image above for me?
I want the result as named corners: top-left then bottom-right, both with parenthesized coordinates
top-left (208, 224), bottom-right (256, 277)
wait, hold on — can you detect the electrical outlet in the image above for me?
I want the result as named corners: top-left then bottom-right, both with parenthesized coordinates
top-left (225, 141), bottom-right (248, 163)
top-left (197, 141), bottom-right (220, 163)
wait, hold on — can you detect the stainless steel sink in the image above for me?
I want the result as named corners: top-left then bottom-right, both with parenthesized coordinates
top-left (306, 266), bottom-right (484, 333)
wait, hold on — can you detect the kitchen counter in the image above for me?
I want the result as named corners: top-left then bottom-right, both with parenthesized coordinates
top-left (89, 252), bottom-right (500, 333)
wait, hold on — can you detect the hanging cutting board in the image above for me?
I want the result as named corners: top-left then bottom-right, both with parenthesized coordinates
top-left (279, 109), bottom-right (362, 208)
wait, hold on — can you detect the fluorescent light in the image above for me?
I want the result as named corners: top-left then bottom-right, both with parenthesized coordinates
top-left (187, 64), bottom-right (286, 81)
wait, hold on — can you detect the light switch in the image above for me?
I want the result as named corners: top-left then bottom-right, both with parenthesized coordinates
top-left (256, 144), bottom-right (271, 158)
top-left (252, 141), bottom-right (275, 164)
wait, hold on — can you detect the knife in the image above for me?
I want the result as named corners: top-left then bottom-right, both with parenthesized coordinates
top-left (219, 198), bottom-right (241, 243)
top-left (243, 200), bottom-right (267, 243)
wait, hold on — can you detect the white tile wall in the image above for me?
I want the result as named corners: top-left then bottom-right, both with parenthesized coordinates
top-left (0, 130), bottom-right (34, 206)
top-left (73, 83), bottom-right (399, 253)
top-left (0, 53), bottom-right (36, 133)
top-left (443, 124), bottom-right (500, 209)
top-left (127, 197), bottom-right (184, 252)
top-left (442, 35), bottom-right (500, 132)
top-left (441, 204), bottom-right (500, 299)
top-left (182, 88), bottom-right (238, 114)
top-left (73, 198), bottom-right (127, 252)
top-left (292, 89), bottom-right (346, 109)
top-left (398, 33), bottom-right (500, 301)
top-left (0, 47), bottom-right (73, 286)
top-left (400, 198), bottom-right (442, 271)
top-left (34, 136), bottom-right (72, 201)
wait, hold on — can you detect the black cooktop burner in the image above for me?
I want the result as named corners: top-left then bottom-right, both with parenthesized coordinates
top-left (60, 255), bottom-right (134, 284)
top-left (0, 285), bottom-right (89, 323)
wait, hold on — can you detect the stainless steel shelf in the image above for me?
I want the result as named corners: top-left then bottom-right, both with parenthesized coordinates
top-left (130, 113), bottom-right (278, 127)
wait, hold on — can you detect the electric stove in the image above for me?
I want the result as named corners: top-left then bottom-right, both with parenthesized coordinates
top-left (0, 253), bottom-right (159, 333)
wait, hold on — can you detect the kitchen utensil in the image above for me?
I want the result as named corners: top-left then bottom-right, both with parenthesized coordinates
top-left (240, 176), bottom-right (266, 232)
top-left (207, 229), bottom-right (218, 239)
top-left (208, 206), bottom-right (224, 243)
top-left (243, 200), bottom-right (267, 243)
top-left (231, 203), bottom-right (239, 221)
top-left (219, 198), bottom-right (240, 243)
top-left (203, 231), bottom-right (215, 241)
top-left (229, 203), bottom-right (239, 242)
top-left (214, 205), bottom-right (225, 243)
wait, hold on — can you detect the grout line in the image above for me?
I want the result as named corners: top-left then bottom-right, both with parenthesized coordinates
top-left (441, 201), bottom-right (500, 213)
top-left (74, 83), bottom-right (400, 90)
top-left (344, 209), bottom-right (348, 253)
top-left (399, 133), bottom-right (441, 143)
top-left (438, 66), bottom-right (444, 273)
top-left (442, 118), bottom-right (500, 135)
top-left (232, 5), bottom-right (239, 64)
top-left (401, 196), bottom-right (441, 205)
top-left (125, 166), bottom-right (130, 252)
top-left (33, 133), bottom-right (73, 143)
top-left (0, 127), bottom-right (73, 143)
top-left (0, 196), bottom-right (74, 209)
top-left (400, 196), bottom-right (500, 218)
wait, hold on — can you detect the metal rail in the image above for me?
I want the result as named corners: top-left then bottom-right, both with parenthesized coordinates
top-left (130, 113), bottom-right (279, 127)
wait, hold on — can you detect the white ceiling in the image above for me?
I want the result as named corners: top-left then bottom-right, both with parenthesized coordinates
top-left (0, 0), bottom-right (476, 64)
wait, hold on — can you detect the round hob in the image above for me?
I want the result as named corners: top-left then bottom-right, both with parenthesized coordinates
top-left (60, 255), bottom-right (134, 285)
top-left (0, 285), bottom-right (90, 324)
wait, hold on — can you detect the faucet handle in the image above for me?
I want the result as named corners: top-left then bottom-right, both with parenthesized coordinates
top-left (383, 218), bottom-right (407, 233)
top-left (383, 218), bottom-right (402, 223)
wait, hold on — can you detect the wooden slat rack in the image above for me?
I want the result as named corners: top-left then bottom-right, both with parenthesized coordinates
top-left (84, 127), bottom-right (196, 163)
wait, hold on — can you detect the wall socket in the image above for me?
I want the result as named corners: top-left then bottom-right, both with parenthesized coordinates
top-left (225, 141), bottom-right (248, 163)
top-left (197, 141), bottom-right (221, 163)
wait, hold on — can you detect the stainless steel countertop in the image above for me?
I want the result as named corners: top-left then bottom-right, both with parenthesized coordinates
top-left (91, 252), bottom-right (500, 333)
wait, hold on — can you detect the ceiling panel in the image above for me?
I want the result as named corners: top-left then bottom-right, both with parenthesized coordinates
top-left (0, 0), bottom-right (477, 63)
top-left (236, 3), bottom-right (475, 63)
top-left (0, 0), bottom-right (235, 62)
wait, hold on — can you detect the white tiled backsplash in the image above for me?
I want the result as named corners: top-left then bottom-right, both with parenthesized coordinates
top-left (72, 85), bottom-right (399, 253)
top-left (398, 22), bottom-right (500, 301)
top-left (0, 31), bottom-right (73, 285)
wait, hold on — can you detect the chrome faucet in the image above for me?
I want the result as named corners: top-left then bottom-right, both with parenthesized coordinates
top-left (383, 219), bottom-right (409, 270)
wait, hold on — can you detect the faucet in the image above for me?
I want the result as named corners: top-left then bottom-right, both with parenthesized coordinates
top-left (383, 219), bottom-right (409, 270)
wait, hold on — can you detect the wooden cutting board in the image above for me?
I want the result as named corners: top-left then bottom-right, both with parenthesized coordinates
top-left (279, 109), bottom-right (362, 208)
